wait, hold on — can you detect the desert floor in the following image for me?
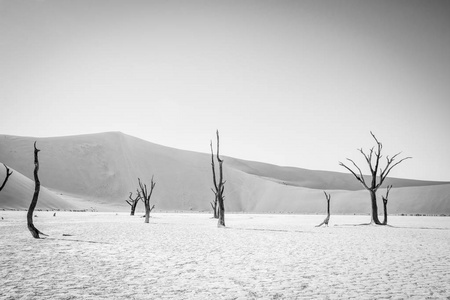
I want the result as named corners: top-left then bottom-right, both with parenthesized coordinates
top-left (1, 212), bottom-right (449, 299)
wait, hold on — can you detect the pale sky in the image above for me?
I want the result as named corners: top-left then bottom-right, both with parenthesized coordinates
top-left (1, 0), bottom-right (450, 181)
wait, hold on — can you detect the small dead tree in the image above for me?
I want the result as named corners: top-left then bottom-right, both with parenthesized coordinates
top-left (27, 142), bottom-right (47, 238)
top-left (0, 163), bottom-right (13, 192)
top-left (138, 177), bottom-right (156, 223)
top-left (125, 190), bottom-right (141, 216)
top-left (316, 191), bottom-right (331, 227)
top-left (339, 132), bottom-right (411, 225)
top-left (381, 185), bottom-right (392, 225)
top-left (210, 189), bottom-right (218, 219)
top-left (211, 130), bottom-right (225, 227)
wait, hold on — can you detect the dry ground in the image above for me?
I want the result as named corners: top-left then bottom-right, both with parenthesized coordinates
top-left (1, 212), bottom-right (449, 299)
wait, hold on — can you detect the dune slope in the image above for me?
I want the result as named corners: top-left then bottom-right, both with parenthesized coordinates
top-left (0, 165), bottom-right (81, 210)
top-left (0, 132), bottom-right (449, 214)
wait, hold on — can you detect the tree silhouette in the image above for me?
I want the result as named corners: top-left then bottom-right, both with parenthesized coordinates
top-left (381, 185), bottom-right (392, 225)
top-left (138, 177), bottom-right (156, 223)
top-left (27, 142), bottom-right (47, 238)
top-left (316, 191), bottom-right (331, 227)
top-left (125, 190), bottom-right (141, 216)
top-left (210, 130), bottom-right (225, 227)
top-left (339, 132), bottom-right (411, 225)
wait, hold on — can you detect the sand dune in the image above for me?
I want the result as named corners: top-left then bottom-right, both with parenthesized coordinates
top-left (1, 132), bottom-right (449, 214)
top-left (0, 165), bottom-right (75, 210)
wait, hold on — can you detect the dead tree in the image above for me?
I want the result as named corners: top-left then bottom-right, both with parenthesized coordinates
top-left (27, 142), bottom-right (47, 238)
top-left (209, 189), bottom-right (219, 219)
top-left (138, 177), bottom-right (156, 223)
top-left (0, 163), bottom-right (13, 192)
top-left (339, 132), bottom-right (411, 225)
top-left (381, 185), bottom-right (392, 225)
top-left (125, 190), bottom-right (141, 216)
top-left (316, 191), bottom-right (331, 227)
top-left (211, 130), bottom-right (225, 227)
top-left (210, 189), bottom-right (219, 219)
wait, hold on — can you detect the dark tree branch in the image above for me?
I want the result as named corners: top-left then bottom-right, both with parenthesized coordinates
top-left (211, 130), bottom-right (225, 227)
top-left (0, 163), bottom-right (13, 192)
top-left (210, 141), bottom-right (219, 191)
top-left (139, 176), bottom-right (156, 223)
top-left (381, 185), bottom-right (393, 225)
top-left (339, 160), bottom-right (368, 190)
top-left (358, 147), bottom-right (374, 173)
top-left (316, 191), bottom-right (331, 227)
top-left (377, 155), bottom-right (412, 189)
top-left (371, 132), bottom-right (383, 179)
top-left (27, 142), bottom-right (47, 238)
top-left (383, 185), bottom-right (392, 203)
top-left (216, 130), bottom-right (224, 188)
top-left (125, 191), bottom-right (141, 215)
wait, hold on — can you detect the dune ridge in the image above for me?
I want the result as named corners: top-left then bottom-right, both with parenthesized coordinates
top-left (0, 132), bottom-right (449, 214)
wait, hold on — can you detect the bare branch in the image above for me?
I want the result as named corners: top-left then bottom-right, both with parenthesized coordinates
top-left (0, 164), bottom-right (13, 192)
top-left (385, 185), bottom-right (392, 199)
top-left (358, 148), bottom-right (373, 173)
top-left (378, 156), bottom-right (412, 188)
top-left (339, 159), bottom-right (368, 190)
top-left (382, 185), bottom-right (393, 206)
top-left (210, 141), bottom-right (218, 191)
top-left (216, 130), bottom-right (223, 163)
top-left (216, 130), bottom-right (224, 194)
top-left (370, 131), bottom-right (381, 147)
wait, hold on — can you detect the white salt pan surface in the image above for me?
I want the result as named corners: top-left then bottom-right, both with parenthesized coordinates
top-left (1, 212), bottom-right (449, 299)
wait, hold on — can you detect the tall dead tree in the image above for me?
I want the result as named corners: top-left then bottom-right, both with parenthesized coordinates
top-left (125, 190), bottom-right (141, 216)
top-left (210, 189), bottom-right (218, 219)
top-left (0, 163), bottom-right (13, 192)
top-left (211, 130), bottom-right (225, 227)
top-left (381, 185), bottom-right (392, 225)
top-left (316, 191), bottom-right (331, 227)
top-left (27, 142), bottom-right (47, 238)
top-left (138, 177), bottom-right (156, 223)
top-left (339, 132), bottom-right (411, 225)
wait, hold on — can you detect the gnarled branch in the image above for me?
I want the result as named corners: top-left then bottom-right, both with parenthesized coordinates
top-left (27, 142), bottom-right (47, 238)
top-left (0, 163), bottom-right (13, 192)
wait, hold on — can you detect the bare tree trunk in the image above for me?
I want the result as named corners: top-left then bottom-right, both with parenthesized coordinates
top-left (211, 130), bottom-right (226, 227)
top-left (138, 177), bottom-right (156, 224)
top-left (27, 142), bottom-right (46, 238)
top-left (210, 201), bottom-right (218, 218)
top-left (217, 198), bottom-right (225, 227)
top-left (0, 164), bottom-right (13, 192)
top-left (370, 190), bottom-right (382, 225)
top-left (144, 206), bottom-right (150, 223)
top-left (210, 189), bottom-right (218, 218)
top-left (316, 191), bottom-right (331, 227)
top-left (381, 185), bottom-right (392, 225)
